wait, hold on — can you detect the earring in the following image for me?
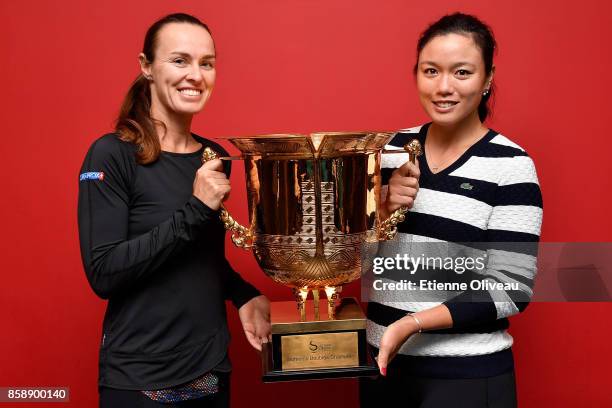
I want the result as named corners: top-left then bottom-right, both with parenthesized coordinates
top-left (483, 82), bottom-right (492, 96)
top-left (144, 74), bottom-right (152, 80)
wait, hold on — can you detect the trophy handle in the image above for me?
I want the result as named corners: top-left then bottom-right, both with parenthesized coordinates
top-left (378, 139), bottom-right (422, 240)
top-left (202, 147), bottom-right (254, 249)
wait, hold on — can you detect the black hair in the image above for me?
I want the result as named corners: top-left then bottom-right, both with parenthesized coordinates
top-left (415, 13), bottom-right (497, 122)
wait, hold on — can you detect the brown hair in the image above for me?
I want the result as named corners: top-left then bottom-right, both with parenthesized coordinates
top-left (115, 13), bottom-right (212, 164)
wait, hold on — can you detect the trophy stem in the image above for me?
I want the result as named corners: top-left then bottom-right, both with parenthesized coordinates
top-left (293, 287), bottom-right (309, 322)
top-left (324, 286), bottom-right (342, 320)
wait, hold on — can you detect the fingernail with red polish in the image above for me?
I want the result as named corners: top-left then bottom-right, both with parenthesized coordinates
top-left (381, 367), bottom-right (387, 376)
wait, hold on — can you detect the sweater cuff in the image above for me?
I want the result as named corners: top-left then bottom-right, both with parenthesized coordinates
top-left (176, 196), bottom-right (220, 242)
top-left (188, 195), bottom-right (219, 219)
top-left (230, 282), bottom-right (261, 309)
top-left (443, 290), bottom-right (497, 329)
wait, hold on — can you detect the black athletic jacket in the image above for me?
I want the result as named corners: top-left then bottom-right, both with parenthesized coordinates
top-left (78, 133), bottom-right (260, 390)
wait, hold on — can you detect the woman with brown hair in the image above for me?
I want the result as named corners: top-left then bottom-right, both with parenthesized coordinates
top-left (78, 13), bottom-right (270, 407)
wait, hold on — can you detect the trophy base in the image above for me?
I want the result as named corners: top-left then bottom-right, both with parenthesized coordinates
top-left (262, 297), bottom-right (379, 382)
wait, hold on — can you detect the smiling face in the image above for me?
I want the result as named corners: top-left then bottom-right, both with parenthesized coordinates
top-left (416, 33), bottom-right (493, 127)
top-left (140, 22), bottom-right (216, 120)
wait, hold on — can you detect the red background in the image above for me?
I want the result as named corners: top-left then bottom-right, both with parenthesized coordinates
top-left (1, 0), bottom-right (611, 406)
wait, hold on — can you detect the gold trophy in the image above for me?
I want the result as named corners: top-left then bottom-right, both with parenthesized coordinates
top-left (203, 132), bottom-right (420, 381)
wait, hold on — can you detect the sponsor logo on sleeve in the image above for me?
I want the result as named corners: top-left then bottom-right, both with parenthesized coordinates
top-left (80, 172), bottom-right (105, 181)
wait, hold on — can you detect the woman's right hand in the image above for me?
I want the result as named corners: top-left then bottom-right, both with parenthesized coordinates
top-left (377, 315), bottom-right (420, 376)
top-left (382, 158), bottom-right (420, 218)
top-left (193, 159), bottom-right (231, 210)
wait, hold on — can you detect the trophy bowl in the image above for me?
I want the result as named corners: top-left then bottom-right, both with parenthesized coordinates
top-left (204, 131), bottom-right (420, 320)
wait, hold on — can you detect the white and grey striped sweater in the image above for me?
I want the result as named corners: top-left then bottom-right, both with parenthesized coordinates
top-left (367, 123), bottom-right (543, 378)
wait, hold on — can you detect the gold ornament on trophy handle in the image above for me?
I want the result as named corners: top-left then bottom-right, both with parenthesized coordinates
top-left (378, 139), bottom-right (422, 240)
top-left (201, 148), bottom-right (255, 249)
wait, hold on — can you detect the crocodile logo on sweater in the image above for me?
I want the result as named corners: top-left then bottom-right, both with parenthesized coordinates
top-left (80, 172), bottom-right (105, 181)
top-left (460, 182), bottom-right (473, 190)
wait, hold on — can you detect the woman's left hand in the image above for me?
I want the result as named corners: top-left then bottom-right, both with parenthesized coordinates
top-left (238, 295), bottom-right (272, 351)
top-left (377, 316), bottom-right (420, 376)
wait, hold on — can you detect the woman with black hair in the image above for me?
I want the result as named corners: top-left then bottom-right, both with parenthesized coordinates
top-left (362, 13), bottom-right (543, 408)
top-left (78, 13), bottom-right (270, 407)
